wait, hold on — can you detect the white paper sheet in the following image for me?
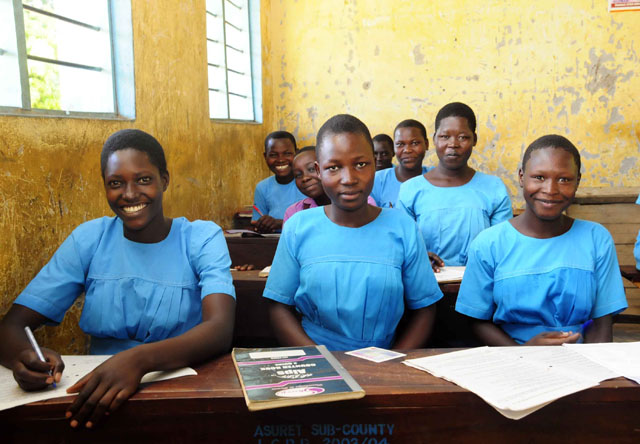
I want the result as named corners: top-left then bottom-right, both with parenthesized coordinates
top-left (404, 346), bottom-right (621, 420)
top-left (564, 342), bottom-right (640, 384)
top-left (434, 266), bottom-right (465, 283)
top-left (0, 355), bottom-right (197, 412)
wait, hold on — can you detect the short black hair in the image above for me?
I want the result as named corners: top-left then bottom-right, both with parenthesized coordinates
top-left (101, 129), bottom-right (167, 177)
top-left (264, 131), bottom-right (297, 153)
top-left (522, 134), bottom-right (581, 173)
top-left (394, 119), bottom-right (427, 139)
top-left (372, 134), bottom-right (394, 147)
top-left (294, 145), bottom-right (316, 159)
top-left (316, 114), bottom-right (373, 158)
top-left (435, 102), bottom-right (477, 133)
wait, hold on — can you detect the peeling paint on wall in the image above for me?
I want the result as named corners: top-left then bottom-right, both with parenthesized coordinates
top-left (0, 0), bottom-right (274, 351)
top-left (267, 0), bottom-right (640, 197)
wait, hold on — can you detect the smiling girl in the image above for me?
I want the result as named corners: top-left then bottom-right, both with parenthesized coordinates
top-left (371, 119), bottom-right (431, 209)
top-left (264, 114), bottom-right (443, 351)
top-left (456, 135), bottom-right (627, 345)
top-left (397, 102), bottom-right (512, 269)
top-left (0, 129), bottom-right (236, 427)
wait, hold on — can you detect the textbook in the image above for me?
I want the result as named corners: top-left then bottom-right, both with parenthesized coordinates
top-left (232, 345), bottom-right (365, 411)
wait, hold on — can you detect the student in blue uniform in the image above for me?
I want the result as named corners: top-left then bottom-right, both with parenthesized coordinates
top-left (0, 129), bottom-right (236, 428)
top-left (283, 146), bottom-right (376, 223)
top-left (456, 134), bottom-right (627, 345)
top-left (635, 194), bottom-right (640, 270)
top-left (252, 131), bottom-right (305, 233)
top-left (397, 102), bottom-right (512, 269)
top-left (373, 133), bottom-right (394, 170)
top-left (263, 114), bottom-right (443, 351)
top-left (371, 119), bottom-right (432, 208)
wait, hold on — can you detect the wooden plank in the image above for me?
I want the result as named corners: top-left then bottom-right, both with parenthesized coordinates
top-left (567, 203), bottom-right (640, 224)
top-left (616, 247), bottom-right (636, 267)
top-left (601, 223), bottom-right (640, 244)
top-left (574, 186), bottom-right (640, 204)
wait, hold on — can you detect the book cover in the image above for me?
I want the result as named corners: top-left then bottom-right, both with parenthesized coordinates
top-left (232, 345), bottom-right (365, 411)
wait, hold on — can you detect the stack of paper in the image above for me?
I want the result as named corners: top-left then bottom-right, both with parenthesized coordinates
top-left (405, 343), bottom-right (640, 420)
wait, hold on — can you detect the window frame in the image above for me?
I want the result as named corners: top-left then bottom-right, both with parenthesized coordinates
top-left (0, 0), bottom-right (135, 120)
top-left (206, 0), bottom-right (262, 124)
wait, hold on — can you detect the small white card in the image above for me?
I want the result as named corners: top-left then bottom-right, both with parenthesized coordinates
top-left (346, 347), bottom-right (406, 363)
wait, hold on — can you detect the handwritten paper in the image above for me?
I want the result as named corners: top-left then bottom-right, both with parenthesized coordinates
top-left (564, 342), bottom-right (640, 384)
top-left (404, 345), bottom-right (625, 420)
top-left (0, 355), bottom-right (196, 412)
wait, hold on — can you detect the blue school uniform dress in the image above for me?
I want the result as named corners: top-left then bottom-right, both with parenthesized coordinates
top-left (14, 217), bottom-right (236, 355)
top-left (635, 195), bottom-right (640, 269)
top-left (370, 166), bottom-right (430, 208)
top-left (397, 172), bottom-right (512, 266)
top-left (252, 176), bottom-right (305, 220)
top-left (262, 207), bottom-right (443, 351)
top-left (455, 220), bottom-right (628, 344)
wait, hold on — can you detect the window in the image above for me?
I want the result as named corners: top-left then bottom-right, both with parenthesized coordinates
top-left (0, 0), bottom-right (134, 118)
top-left (206, 0), bottom-right (261, 122)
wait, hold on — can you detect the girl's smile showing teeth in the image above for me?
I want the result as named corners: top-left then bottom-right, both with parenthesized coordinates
top-left (122, 203), bottom-right (148, 213)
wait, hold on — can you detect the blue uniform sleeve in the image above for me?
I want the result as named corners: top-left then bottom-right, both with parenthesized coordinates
top-left (189, 221), bottom-right (236, 299)
top-left (591, 226), bottom-right (627, 318)
top-left (402, 219), bottom-right (443, 309)
top-left (490, 179), bottom-right (513, 225)
top-left (455, 234), bottom-right (497, 320)
top-left (262, 219), bottom-right (300, 305)
top-left (14, 231), bottom-right (88, 324)
top-left (396, 181), bottom-right (416, 220)
top-left (252, 180), bottom-right (268, 220)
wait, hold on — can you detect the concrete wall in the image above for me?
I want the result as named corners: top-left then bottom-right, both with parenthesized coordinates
top-left (1, 0), bottom-right (639, 351)
top-left (0, 0), bottom-right (273, 351)
top-left (268, 0), bottom-right (640, 197)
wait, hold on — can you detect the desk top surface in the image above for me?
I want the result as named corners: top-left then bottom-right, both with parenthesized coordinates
top-left (6, 349), bottom-right (637, 410)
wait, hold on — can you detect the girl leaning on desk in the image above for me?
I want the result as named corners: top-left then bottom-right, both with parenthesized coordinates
top-left (0, 129), bottom-right (236, 429)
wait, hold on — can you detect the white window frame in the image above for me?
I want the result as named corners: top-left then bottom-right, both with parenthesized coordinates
top-left (206, 0), bottom-right (262, 123)
top-left (0, 0), bottom-right (135, 120)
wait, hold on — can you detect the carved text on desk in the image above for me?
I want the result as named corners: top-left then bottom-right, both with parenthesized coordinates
top-left (253, 423), bottom-right (395, 444)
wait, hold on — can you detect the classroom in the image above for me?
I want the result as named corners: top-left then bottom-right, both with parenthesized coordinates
top-left (1, 0), bottom-right (640, 441)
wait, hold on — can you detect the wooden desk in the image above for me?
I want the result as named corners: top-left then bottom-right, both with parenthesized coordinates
top-left (232, 271), bottom-right (474, 348)
top-left (2, 350), bottom-right (639, 443)
top-left (226, 235), bottom-right (279, 269)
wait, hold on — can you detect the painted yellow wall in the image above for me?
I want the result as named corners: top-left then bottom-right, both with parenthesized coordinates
top-left (268, 0), bottom-right (640, 198)
top-left (0, 0), bottom-right (274, 351)
top-left (2, 0), bottom-right (639, 351)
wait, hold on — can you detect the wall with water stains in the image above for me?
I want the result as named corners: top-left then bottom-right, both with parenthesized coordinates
top-left (0, 0), bottom-right (274, 352)
top-left (267, 0), bottom-right (640, 198)
top-left (2, 1), bottom-right (639, 352)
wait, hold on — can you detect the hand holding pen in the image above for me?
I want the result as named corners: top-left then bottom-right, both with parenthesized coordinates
top-left (13, 326), bottom-right (64, 391)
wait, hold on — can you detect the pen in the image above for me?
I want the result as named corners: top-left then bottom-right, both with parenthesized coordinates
top-left (24, 326), bottom-right (56, 388)
top-left (252, 204), bottom-right (264, 217)
top-left (580, 319), bottom-right (594, 335)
